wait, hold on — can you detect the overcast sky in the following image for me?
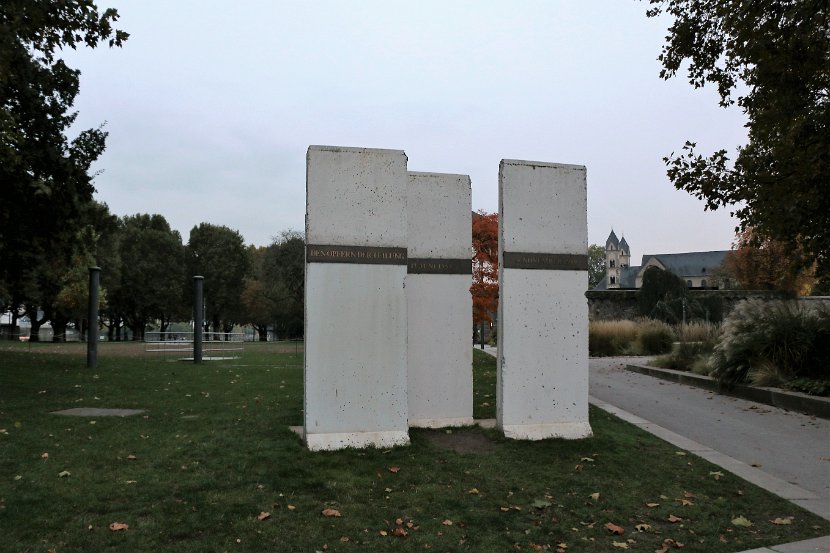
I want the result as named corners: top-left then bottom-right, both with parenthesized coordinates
top-left (66, 0), bottom-right (748, 262)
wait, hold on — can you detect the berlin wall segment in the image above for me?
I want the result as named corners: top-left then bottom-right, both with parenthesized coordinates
top-left (406, 171), bottom-right (474, 429)
top-left (497, 160), bottom-right (593, 440)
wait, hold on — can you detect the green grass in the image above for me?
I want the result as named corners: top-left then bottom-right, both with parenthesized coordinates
top-left (1, 342), bottom-right (827, 552)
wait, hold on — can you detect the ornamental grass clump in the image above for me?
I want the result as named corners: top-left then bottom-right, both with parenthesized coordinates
top-left (636, 319), bottom-right (674, 355)
top-left (710, 300), bottom-right (830, 388)
top-left (588, 320), bottom-right (638, 356)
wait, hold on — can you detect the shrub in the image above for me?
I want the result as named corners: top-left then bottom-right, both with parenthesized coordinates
top-left (636, 320), bottom-right (674, 355)
top-left (588, 320), bottom-right (638, 356)
top-left (710, 299), bottom-right (830, 388)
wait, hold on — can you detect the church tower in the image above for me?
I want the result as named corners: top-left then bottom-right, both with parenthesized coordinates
top-left (605, 230), bottom-right (630, 289)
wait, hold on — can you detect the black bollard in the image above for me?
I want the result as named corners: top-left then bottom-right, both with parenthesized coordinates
top-left (87, 267), bottom-right (101, 369)
top-left (193, 276), bottom-right (204, 364)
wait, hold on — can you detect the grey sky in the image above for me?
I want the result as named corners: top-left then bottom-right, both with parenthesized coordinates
top-left (67, 1), bottom-right (748, 261)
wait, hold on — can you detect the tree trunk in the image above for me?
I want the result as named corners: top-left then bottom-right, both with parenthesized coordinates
top-left (257, 325), bottom-right (268, 342)
top-left (25, 304), bottom-right (46, 342)
top-left (51, 315), bottom-right (68, 342)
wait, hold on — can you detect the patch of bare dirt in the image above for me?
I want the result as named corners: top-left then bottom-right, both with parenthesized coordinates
top-left (422, 429), bottom-right (498, 455)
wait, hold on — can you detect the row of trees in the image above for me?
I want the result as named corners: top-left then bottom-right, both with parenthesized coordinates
top-left (0, 200), bottom-right (304, 342)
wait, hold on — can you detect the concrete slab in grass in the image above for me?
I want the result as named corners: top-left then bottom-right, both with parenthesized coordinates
top-left (51, 408), bottom-right (145, 417)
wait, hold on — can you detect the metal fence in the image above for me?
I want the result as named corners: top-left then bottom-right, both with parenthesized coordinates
top-left (144, 331), bottom-right (244, 360)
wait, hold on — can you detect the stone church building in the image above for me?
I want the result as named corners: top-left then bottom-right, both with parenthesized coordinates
top-left (594, 230), bottom-right (729, 290)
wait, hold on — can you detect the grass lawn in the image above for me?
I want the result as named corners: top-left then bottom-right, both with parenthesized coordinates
top-left (1, 342), bottom-right (827, 552)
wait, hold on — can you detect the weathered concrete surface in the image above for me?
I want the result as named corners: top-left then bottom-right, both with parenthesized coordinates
top-left (304, 146), bottom-right (409, 451)
top-left (497, 160), bottom-right (591, 440)
top-left (406, 171), bottom-right (473, 428)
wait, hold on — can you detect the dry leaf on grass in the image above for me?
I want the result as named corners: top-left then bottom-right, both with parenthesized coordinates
top-left (770, 517), bottom-right (794, 525)
top-left (109, 522), bottom-right (129, 531)
top-left (667, 515), bottom-right (682, 523)
top-left (646, 502), bottom-right (660, 508)
top-left (605, 522), bottom-right (625, 535)
top-left (388, 466), bottom-right (400, 474)
top-left (257, 511), bottom-right (271, 521)
top-left (287, 504), bottom-right (296, 511)
top-left (58, 470), bottom-right (71, 478)
top-left (392, 527), bottom-right (408, 537)
top-left (590, 492), bottom-right (600, 501)
top-left (126, 455), bottom-right (137, 460)
top-left (612, 541), bottom-right (629, 549)
top-left (731, 515), bottom-right (752, 527)
top-left (321, 508), bottom-right (341, 517)
top-left (442, 519), bottom-right (453, 526)
top-left (635, 523), bottom-right (651, 532)
top-left (41, 452), bottom-right (49, 460)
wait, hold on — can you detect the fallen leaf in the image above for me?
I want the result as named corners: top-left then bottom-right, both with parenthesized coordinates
top-left (731, 515), bottom-right (752, 527)
top-left (680, 499), bottom-right (694, 506)
top-left (574, 464), bottom-right (583, 471)
top-left (500, 507), bottom-right (511, 512)
top-left (287, 504), bottom-right (296, 511)
top-left (257, 511), bottom-right (271, 521)
top-left (392, 527), bottom-right (408, 537)
top-left (41, 452), bottom-right (49, 460)
top-left (321, 508), bottom-right (341, 517)
top-left (590, 492), bottom-right (600, 501)
top-left (605, 522), bottom-right (625, 535)
top-left (109, 522), bottom-right (129, 531)
top-left (339, 536), bottom-right (349, 542)
top-left (612, 541), bottom-right (629, 549)
top-left (635, 523), bottom-right (651, 532)
top-left (646, 502), bottom-right (660, 508)
top-left (58, 470), bottom-right (71, 478)
top-left (531, 499), bottom-right (553, 509)
top-left (581, 457), bottom-right (594, 462)
top-left (384, 487), bottom-right (392, 492)
top-left (442, 519), bottom-right (452, 526)
top-left (388, 467), bottom-right (400, 474)
top-left (675, 451), bottom-right (686, 456)
top-left (667, 515), bottom-right (682, 523)
top-left (125, 480), bottom-right (137, 484)
top-left (468, 487), bottom-right (480, 494)
top-left (683, 491), bottom-right (696, 498)
top-left (126, 455), bottom-right (137, 460)
top-left (770, 517), bottom-right (794, 525)
top-left (379, 530), bottom-right (388, 536)
top-left (709, 471), bottom-right (723, 480)
top-left (395, 518), bottom-right (404, 525)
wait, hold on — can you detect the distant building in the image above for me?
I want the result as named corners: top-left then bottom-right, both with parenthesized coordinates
top-left (594, 230), bottom-right (729, 290)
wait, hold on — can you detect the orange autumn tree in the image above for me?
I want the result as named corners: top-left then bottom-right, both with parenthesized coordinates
top-left (723, 228), bottom-right (816, 295)
top-left (471, 210), bottom-right (499, 327)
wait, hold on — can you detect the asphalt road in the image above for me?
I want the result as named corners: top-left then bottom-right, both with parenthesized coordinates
top-left (589, 357), bottom-right (830, 507)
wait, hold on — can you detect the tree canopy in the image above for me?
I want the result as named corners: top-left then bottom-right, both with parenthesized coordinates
top-left (471, 211), bottom-right (498, 326)
top-left (588, 244), bottom-right (606, 289)
top-left (646, 0), bottom-right (829, 277)
top-left (0, 1), bottom-right (128, 297)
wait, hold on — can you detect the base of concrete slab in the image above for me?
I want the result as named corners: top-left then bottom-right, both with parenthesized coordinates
top-left (51, 408), bottom-right (145, 417)
top-left (500, 421), bottom-right (593, 440)
top-left (301, 429), bottom-right (411, 451)
top-left (409, 416), bottom-right (475, 429)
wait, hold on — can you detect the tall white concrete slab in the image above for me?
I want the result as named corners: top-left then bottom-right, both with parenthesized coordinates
top-left (304, 145), bottom-right (410, 451)
top-left (407, 172), bottom-right (473, 428)
top-left (497, 159), bottom-right (592, 440)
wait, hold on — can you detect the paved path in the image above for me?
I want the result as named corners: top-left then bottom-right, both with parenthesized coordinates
top-left (590, 357), bottom-right (829, 514)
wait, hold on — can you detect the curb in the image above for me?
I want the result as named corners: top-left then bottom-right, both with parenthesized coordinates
top-left (624, 363), bottom-right (830, 420)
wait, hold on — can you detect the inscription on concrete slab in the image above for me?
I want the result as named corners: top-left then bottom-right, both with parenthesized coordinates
top-left (407, 258), bottom-right (471, 275)
top-left (306, 244), bottom-right (407, 265)
top-left (502, 252), bottom-right (588, 271)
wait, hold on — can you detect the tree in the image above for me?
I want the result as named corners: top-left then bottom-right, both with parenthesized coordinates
top-left (262, 230), bottom-right (305, 339)
top-left (637, 266), bottom-right (689, 322)
top-left (723, 228), bottom-right (815, 295)
top-left (113, 214), bottom-right (185, 340)
top-left (0, 1), bottom-right (128, 300)
top-left (588, 244), bottom-right (606, 289)
top-left (471, 211), bottom-right (498, 329)
top-left (646, 1), bottom-right (830, 277)
top-left (186, 223), bottom-right (248, 335)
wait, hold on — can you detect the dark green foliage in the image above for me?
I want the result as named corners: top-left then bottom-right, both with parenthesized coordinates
top-left (637, 266), bottom-right (688, 320)
top-left (588, 331), bottom-right (617, 357)
top-left (646, 0), bottom-right (830, 277)
top-left (711, 300), bottom-right (830, 387)
top-left (0, 1), bottom-right (127, 306)
top-left (186, 223), bottom-right (248, 333)
top-left (785, 378), bottom-right (830, 397)
top-left (587, 244), bottom-right (606, 289)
